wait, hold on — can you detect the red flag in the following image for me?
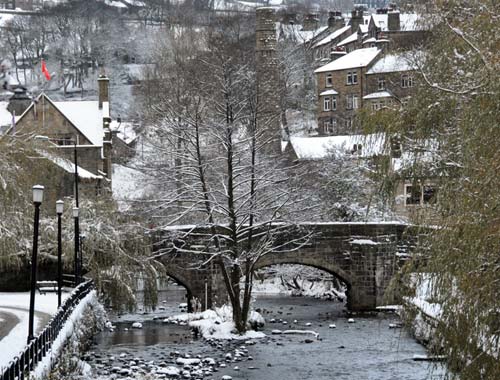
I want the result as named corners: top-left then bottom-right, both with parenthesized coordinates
top-left (41, 59), bottom-right (51, 81)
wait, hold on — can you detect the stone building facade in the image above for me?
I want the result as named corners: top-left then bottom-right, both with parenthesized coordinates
top-left (7, 74), bottom-right (114, 200)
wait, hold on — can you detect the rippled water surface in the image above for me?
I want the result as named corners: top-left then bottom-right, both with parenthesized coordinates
top-left (89, 288), bottom-right (446, 380)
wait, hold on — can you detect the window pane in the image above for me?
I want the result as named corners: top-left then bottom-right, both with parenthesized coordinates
top-left (406, 185), bottom-right (422, 205)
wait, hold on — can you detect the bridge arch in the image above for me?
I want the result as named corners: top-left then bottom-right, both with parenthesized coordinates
top-left (163, 270), bottom-right (195, 312)
top-left (254, 256), bottom-right (353, 287)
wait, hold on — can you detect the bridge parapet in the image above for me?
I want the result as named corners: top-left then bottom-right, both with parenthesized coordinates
top-left (154, 222), bottom-right (423, 311)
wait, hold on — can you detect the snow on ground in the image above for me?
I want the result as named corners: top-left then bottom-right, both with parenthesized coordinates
top-left (33, 290), bottom-right (99, 379)
top-left (0, 292), bottom-right (69, 370)
top-left (253, 278), bottom-right (346, 301)
top-left (111, 164), bottom-right (147, 209)
top-left (164, 305), bottom-right (265, 340)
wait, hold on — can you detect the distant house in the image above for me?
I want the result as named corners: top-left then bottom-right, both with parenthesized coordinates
top-left (110, 119), bottom-right (138, 163)
top-left (314, 47), bottom-right (382, 135)
top-left (314, 48), bottom-right (419, 136)
top-left (4, 74), bottom-right (114, 200)
top-left (283, 133), bottom-right (386, 162)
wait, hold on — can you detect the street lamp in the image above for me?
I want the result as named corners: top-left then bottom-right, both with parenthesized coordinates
top-left (56, 200), bottom-right (64, 307)
top-left (73, 206), bottom-right (79, 286)
top-left (28, 185), bottom-right (44, 343)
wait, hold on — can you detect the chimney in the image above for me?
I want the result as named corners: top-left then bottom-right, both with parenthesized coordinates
top-left (98, 71), bottom-right (110, 110)
top-left (7, 88), bottom-right (31, 117)
top-left (350, 7), bottom-right (364, 33)
top-left (255, 7), bottom-right (281, 155)
top-left (302, 13), bottom-right (319, 31)
top-left (388, 10), bottom-right (400, 31)
top-left (282, 12), bottom-right (297, 25)
top-left (328, 11), bottom-right (344, 29)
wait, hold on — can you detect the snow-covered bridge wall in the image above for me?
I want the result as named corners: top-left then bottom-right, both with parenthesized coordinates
top-left (154, 223), bottom-right (422, 311)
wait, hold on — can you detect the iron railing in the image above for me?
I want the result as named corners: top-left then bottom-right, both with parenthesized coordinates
top-left (0, 279), bottom-right (94, 380)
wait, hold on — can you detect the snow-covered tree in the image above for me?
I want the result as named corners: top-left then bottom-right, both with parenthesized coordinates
top-left (360, 1), bottom-right (500, 377)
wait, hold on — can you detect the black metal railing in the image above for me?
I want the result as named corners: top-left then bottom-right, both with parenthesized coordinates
top-left (0, 280), bottom-right (94, 380)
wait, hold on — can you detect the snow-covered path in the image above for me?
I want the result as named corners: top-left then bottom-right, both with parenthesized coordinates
top-left (0, 292), bottom-right (68, 370)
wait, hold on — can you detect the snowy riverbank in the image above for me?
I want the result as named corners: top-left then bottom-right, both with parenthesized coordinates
top-left (0, 292), bottom-right (69, 370)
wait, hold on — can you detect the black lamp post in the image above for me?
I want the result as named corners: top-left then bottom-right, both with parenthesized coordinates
top-left (73, 206), bottom-right (79, 286)
top-left (56, 200), bottom-right (64, 307)
top-left (28, 185), bottom-right (44, 343)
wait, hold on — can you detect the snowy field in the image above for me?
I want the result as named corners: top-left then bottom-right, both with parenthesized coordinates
top-left (0, 292), bottom-right (69, 370)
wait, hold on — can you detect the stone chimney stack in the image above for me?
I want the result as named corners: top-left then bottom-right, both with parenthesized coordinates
top-left (255, 7), bottom-right (281, 155)
top-left (328, 11), bottom-right (344, 30)
top-left (7, 88), bottom-right (31, 117)
top-left (98, 71), bottom-right (110, 110)
top-left (388, 9), bottom-right (401, 31)
top-left (350, 6), bottom-right (364, 33)
top-left (302, 13), bottom-right (319, 31)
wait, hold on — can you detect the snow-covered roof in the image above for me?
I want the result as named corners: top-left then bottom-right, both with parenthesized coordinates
top-left (337, 32), bottom-right (359, 47)
top-left (315, 47), bottom-right (380, 73)
top-left (371, 13), bottom-right (423, 32)
top-left (0, 13), bottom-right (14, 27)
top-left (278, 24), bottom-right (328, 45)
top-left (0, 101), bottom-right (13, 128)
top-left (366, 52), bottom-right (416, 74)
top-left (43, 153), bottom-right (103, 180)
top-left (359, 24), bottom-right (369, 34)
top-left (53, 100), bottom-right (104, 146)
top-left (314, 25), bottom-right (351, 48)
top-left (363, 91), bottom-right (393, 99)
top-left (110, 120), bottom-right (137, 145)
top-left (319, 89), bottom-right (339, 96)
top-left (288, 133), bottom-right (386, 160)
top-left (363, 37), bottom-right (376, 44)
top-left (14, 94), bottom-right (105, 146)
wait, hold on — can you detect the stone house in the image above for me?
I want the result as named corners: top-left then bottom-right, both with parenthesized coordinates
top-left (363, 52), bottom-right (418, 110)
top-left (314, 47), bottom-right (381, 135)
top-left (333, 7), bottom-right (428, 56)
top-left (5, 74), bottom-right (114, 200)
top-left (314, 48), bottom-right (419, 136)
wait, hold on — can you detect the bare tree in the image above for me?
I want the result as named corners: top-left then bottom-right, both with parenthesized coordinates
top-left (135, 18), bottom-right (309, 333)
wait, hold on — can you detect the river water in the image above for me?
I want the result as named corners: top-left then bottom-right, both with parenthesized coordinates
top-left (85, 287), bottom-right (446, 380)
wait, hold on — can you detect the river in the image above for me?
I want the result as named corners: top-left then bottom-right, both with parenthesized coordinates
top-left (84, 286), bottom-right (446, 379)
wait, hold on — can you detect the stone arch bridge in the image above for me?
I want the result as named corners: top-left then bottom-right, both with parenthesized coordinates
top-left (153, 223), bottom-right (422, 312)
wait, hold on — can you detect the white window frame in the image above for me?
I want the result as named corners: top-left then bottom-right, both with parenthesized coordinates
top-left (352, 95), bottom-right (359, 109)
top-left (326, 73), bottom-right (333, 87)
top-left (401, 74), bottom-right (414, 88)
top-left (346, 71), bottom-right (358, 85)
top-left (332, 97), bottom-right (337, 110)
top-left (323, 96), bottom-right (331, 111)
top-left (378, 77), bottom-right (385, 90)
top-left (346, 94), bottom-right (353, 109)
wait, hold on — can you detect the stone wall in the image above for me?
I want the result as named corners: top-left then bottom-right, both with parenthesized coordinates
top-left (156, 223), bottom-right (421, 311)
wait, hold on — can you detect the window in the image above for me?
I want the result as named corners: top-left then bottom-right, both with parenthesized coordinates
top-left (423, 186), bottom-right (436, 204)
top-left (326, 73), bottom-right (333, 87)
top-left (332, 97), bottom-right (337, 110)
top-left (401, 74), bottom-right (414, 88)
top-left (352, 143), bottom-right (362, 154)
top-left (405, 185), bottom-right (422, 205)
top-left (323, 97), bottom-right (331, 111)
top-left (347, 95), bottom-right (359, 110)
top-left (378, 77), bottom-right (386, 90)
top-left (347, 94), bottom-right (353, 109)
top-left (323, 118), bottom-right (337, 134)
top-left (346, 71), bottom-right (358, 85)
top-left (405, 184), bottom-right (437, 205)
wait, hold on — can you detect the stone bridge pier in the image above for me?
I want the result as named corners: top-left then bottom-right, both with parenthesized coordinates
top-left (155, 223), bottom-right (420, 311)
